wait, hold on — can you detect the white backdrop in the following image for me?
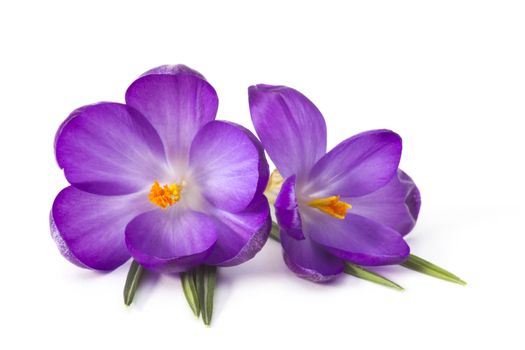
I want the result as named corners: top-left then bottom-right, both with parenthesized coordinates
top-left (1, 1), bottom-right (524, 349)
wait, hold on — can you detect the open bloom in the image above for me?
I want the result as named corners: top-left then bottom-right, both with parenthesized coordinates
top-left (51, 65), bottom-right (271, 272)
top-left (249, 85), bottom-right (421, 282)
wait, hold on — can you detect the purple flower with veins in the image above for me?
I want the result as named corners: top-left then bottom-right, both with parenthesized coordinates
top-left (249, 85), bottom-right (421, 282)
top-left (51, 65), bottom-right (271, 273)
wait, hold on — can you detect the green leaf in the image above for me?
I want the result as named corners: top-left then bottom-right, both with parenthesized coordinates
top-left (344, 262), bottom-right (404, 291)
top-left (195, 265), bottom-right (205, 312)
top-left (123, 260), bottom-right (145, 306)
top-left (194, 266), bottom-right (217, 326)
top-left (181, 270), bottom-right (200, 317)
top-left (401, 254), bottom-right (466, 285)
top-left (202, 266), bottom-right (217, 326)
top-left (269, 221), bottom-right (280, 242)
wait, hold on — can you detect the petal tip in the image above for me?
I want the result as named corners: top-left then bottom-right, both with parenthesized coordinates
top-left (49, 209), bottom-right (87, 269)
top-left (249, 84), bottom-right (286, 93)
top-left (283, 251), bottom-right (343, 283)
top-left (138, 64), bottom-right (207, 81)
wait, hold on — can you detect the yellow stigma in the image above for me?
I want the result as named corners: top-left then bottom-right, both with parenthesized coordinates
top-left (308, 195), bottom-right (352, 219)
top-left (148, 181), bottom-right (182, 209)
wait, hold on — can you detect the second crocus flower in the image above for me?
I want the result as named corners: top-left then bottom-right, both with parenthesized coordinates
top-left (249, 85), bottom-right (421, 282)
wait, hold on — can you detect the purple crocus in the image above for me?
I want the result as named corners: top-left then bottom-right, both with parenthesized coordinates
top-left (249, 85), bottom-right (421, 282)
top-left (51, 65), bottom-right (271, 273)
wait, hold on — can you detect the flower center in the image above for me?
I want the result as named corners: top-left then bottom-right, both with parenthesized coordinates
top-left (148, 181), bottom-right (182, 209)
top-left (308, 196), bottom-right (352, 220)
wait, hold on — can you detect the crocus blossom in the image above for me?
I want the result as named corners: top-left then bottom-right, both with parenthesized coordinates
top-left (249, 85), bottom-right (421, 282)
top-left (51, 65), bottom-right (271, 273)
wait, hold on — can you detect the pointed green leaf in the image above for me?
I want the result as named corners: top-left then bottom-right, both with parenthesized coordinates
top-left (195, 265), bottom-right (205, 311)
top-left (202, 265), bottom-right (217, 326)
top-left (123, 260), bottom-right (145, 306)
top-left (344, 262), bottom-right (404, 291)
top-left (269, 221), bottom-right (281, 242)
top-left (194, 266), bottom-right (206, 324)
top-left (181, 270), bottom-right (200, 317)
top-left (401, 254), bottom-right (466, 285)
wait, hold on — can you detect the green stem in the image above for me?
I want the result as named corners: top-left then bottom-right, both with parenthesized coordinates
top-left (269, 222), bottom-right (280, 242)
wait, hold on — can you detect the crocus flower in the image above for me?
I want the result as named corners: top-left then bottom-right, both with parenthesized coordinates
top-left (249, 85), bottom-right (421, 282)
top-left (51, 65), bottom-right (270, 273)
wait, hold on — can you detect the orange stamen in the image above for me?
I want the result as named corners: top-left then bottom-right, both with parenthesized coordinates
top-left (148, 181), bottom-right (181, 209)
top-left (308, 195), bottom-right (352, 219)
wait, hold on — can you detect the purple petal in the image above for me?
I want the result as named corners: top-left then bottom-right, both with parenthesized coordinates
top-left (55, 102), bottom-right (168, 195)
top-left (248, 85), bottom-right (327, 179)
top-left (51, 187), bottom-right (150, 270)
top-left (205, 195), bottom-right (271, 266)
top-left (125, 209), bottom-right (217, 273)
top-left (275, 175), bottom-right (305, 240)
top-left (281, 230), bottom-right (344, 282)
top-left (125, 65), bottom-right (218, 164)
top-left (234, 122), bottom-right (270, 199)
top-left (345, 169), bottom-right (421, 236)
top-left (305, 209), bottom-right (410, 266)
top-left (189, 121), bottom-right (269, 212)
top-left (307, 130), bottom-right (402, 198)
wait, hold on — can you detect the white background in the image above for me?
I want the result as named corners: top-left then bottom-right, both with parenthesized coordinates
top-left (1, 1), bottom-right (524, 349)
